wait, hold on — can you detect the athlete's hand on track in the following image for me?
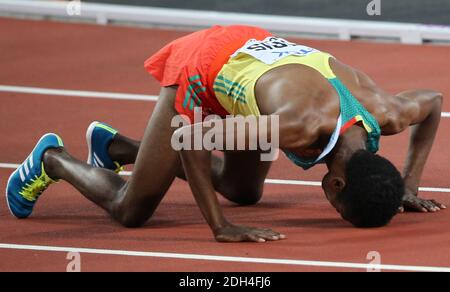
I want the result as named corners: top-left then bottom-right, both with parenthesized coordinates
top-left (214, 224), bottom-right (286, 243)
top-left (399, 193), bottom-right (446, 213)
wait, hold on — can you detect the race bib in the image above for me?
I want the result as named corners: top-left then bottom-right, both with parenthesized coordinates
top-left (231, 37), bottom-right (319, 65)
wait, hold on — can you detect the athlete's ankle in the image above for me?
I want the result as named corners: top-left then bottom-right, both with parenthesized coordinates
top-left (108, 134), bottom-right (139, 165)
top-left (42, 147), bottom-right (66, 180)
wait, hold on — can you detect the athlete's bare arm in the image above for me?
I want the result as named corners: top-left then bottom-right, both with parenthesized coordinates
top-left (382, 89), bottom-right (445, 212)
top-left (175, 116), bottom-right (285, 243)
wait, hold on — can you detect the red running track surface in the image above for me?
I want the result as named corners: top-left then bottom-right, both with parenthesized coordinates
top-left (0, 17), bottom-right (450, 272)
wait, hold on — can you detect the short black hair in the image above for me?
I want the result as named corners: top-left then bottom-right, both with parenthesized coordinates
top-left (338, 150), bottom-right (404, 228)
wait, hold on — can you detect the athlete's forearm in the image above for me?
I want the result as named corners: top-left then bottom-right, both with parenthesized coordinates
top-left (178, 147), bottom-right (286, 243)
top-left (173, 115), bottom-right (279, 234)
top-left (179, 148), bottom-right (229, 233)
top-left (403, 94), bottom-right (443, 194)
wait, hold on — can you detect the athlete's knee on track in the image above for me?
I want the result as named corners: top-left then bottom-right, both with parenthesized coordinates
top-left (111, 199), bottom-right (153, 228)
top-left (115, 212), bottom-right (148, 228)
top-left (221, 184), bottom-right (263, 206)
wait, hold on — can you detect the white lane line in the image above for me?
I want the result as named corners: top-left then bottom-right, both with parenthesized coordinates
top-left (0, 85), bottom-right (158, 101)
top-left (1, 85), bottom-right (450, 118)
top-left (0, 163), bottom-right (20, 169)
top-left (0, 243), bottom-right (449, 272)
top-left (1, 163), bottom-right (450, 193)
top-left (266, 178), bottom-right (321, 187)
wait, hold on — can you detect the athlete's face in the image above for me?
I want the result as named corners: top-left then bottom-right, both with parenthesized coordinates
top-left (322, 172), bottom-right (346, 215)
top-left (322, 125), bottom-right (368, 214)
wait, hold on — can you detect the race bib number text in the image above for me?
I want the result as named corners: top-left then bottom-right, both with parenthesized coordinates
top-left (231, 37), bottom-right (319, 65)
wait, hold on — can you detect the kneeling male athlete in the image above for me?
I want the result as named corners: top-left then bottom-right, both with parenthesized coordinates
top-left (6, 25), bottom-right (445, 243)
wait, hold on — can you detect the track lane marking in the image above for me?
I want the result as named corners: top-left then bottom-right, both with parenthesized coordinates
top-left (1, 163), bottom-right (450, 193)
top-left (0, 85), bottom-right (158, 101)
top-left (0, 243), bottom-right (449, 272)
top-left (1, 85), bottom-right (449, 117)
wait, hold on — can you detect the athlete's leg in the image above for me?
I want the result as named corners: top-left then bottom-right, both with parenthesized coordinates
top-left (43, 87), bottom-right (182, 227)
top-left (107, 134), bottom-right (224, 187)
top-left (216, 151), bottom-right (272, 205)
top-left (107, 138), bottom-right (271, 206)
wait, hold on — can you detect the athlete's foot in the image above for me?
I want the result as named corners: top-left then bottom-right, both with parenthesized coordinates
top-left (5, 134), bottom-right (64, 218)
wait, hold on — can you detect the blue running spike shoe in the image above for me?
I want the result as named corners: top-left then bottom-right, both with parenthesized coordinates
top-left (6, 133), bottom-right (64, 219)
top-left (86, 121), bottom-right (123, 173)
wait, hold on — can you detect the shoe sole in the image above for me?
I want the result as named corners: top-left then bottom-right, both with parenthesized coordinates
top-left (5, 133), bottom-right (61, 218)
top-left (86, 121), bottom-right (100, 166)
top-left (5, 167), bottom-right (19, 217)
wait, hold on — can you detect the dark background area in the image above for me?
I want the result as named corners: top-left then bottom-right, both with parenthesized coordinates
top-left (83, 0), bottom-right (450, 25)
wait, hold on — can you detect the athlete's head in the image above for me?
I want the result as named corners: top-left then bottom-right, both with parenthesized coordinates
top-left (323, 150), bottom-right (404, 227)
top-left (322, 127), bottom-right (404, 227)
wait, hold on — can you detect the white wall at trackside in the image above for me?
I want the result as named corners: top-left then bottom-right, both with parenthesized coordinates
top-left (1, 0), bottom-right (450, 45)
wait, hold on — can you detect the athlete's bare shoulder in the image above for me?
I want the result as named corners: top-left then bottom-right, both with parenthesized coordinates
top-left (254, 64), bottom-right (340, 148)
top-left (330, 58), bottom-right (405, 129)
top-left (329, 58), bottom-right (444, 135)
